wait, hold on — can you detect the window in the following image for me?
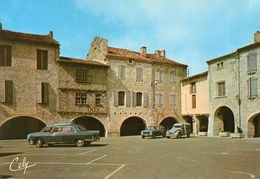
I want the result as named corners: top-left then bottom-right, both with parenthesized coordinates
top-left (217, 61), bottom-right (224, 69)
top-left (37, 50), bottom-right (48, 70)
top-left (118, 91), bottom-right (125, 106)
top-left (170, 94), bottom-right (176, 107)
top-left (155, 69), bottom-right (163, 83)
top-left (36, 82), bottom-right (49, 104)
top-left (75, 91), bottom-right (87, 104)
top-left (0, 45), bottom-right (11, 66)
top-left (247, 52), bottom-right (257, 74)
top-left (118, 65), bottom-right (125, 80)
top-left (136, 92), bottom-right (142, 106)
top-left (95, 94), bottom-right (102, 105)
top-left (170, 71), bottom-right (176, 84)
top-left (247, 77), bottom-right (258, 99)
top-left (217, 82), bottom-right (225, 97)
top-left (192, 95), bottom-right (196, 108)
top-left (136, 67), bottom-right (143, 82)
top-left (76, 69), bottom-right (88, 82)
top-left (190, 82), bottom-right (196, 93)
top-left (156, 93), bottom-right (163, 107)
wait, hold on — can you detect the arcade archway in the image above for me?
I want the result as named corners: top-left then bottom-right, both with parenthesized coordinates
top-left (251, 114), bottom-right (260, 137)
top-left (74, 116), bottom-right (106, 137)
top-left (120, 117), bottom-right (145, 136)
top-left (0, 116), bottom-right (45, 140)
top-left (159, 117), bottom-right (178, 130)
top-left (215, 106), bottom-right (235, 134)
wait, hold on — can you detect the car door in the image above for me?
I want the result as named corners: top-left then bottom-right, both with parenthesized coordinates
top-left (45, 126), bottom-right (63, 143)
top-left (61, 126), bottom-right (76, 144)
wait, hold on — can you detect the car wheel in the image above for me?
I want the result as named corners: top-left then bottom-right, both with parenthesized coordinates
top-left (177, 133), bottom-right (181, 139)
top-left (187, 133), bottom-right (190, 137)
top-left (75, 139), bottom-right (85, 147)
top-left (152, 134), bottom-right (156, 138)
top-left (162, 134), bottom-right (166, 138)
top-left (36, 138), bottom-right (43, 148)
top-left (142, 136), bottom-right (145, 139)
top-left (166, 136), bottom-right (170, 139)
top-left (85, 141), bottom-right (91, 146)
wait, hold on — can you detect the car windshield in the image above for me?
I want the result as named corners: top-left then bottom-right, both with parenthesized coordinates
top-left (78, 125), bottom-right (87, 131)
top-left (40, 126), bottom-right (52, 132)
top-left (174, 125), bottom-right (182, 128)
top-left (148, 126), bottom-right (158, 130)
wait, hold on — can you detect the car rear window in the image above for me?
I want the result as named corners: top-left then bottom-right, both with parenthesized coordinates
top-left (78, 125), bottom-right (87, 131)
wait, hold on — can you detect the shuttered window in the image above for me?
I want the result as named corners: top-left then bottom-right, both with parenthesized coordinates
top-left (0, 45), bottom-right (11, 66)
top-left (155, 69), bottom-right (163, 83)
top-left (36, 82), bottom-right (49, 104)
top-left (118, 65), bottom-right (125, 80)
top-left (170, 71), bottom-right (176, 84)
top-left (247, 52), bottom-right (257, 74)
top-left (156, 93), bottom-right (163, 107)
top-left (247, 77), bottom-right (258, 99)
top-left (37, 50), bottom-right (48, 70)
top-left (217, 82), bottom-right (225, 97)
top-left (136, 67), bottom-right (143, 82)
top-left (170, 94), bottom-right (176, 107)
top-left (192, 95), bottom-right (196, 108)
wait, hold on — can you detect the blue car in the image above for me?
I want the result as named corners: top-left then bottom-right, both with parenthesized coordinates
top-left (27, 122), bottom-right (100, 147)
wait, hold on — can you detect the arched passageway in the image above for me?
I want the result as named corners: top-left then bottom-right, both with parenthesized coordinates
top-left (252, 115), bottom-right (260, 137)
top-left (120, 117), bottom-right (145, 136)
top-left (74, 116), bottom-right (106, 137)
top-left (0, 116), bottom-right (45, 140)
top-left (216, 106), bottom-right (235, 133)
top-left (159, 117), bottom-right (178, 130)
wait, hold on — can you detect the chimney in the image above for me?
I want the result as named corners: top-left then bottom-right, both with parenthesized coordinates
top-left (140, 46), bottom-right (147, 56)
top-left (155, 50), bottom-right (160, 56)
top-left (160, 50), bottom-right (166, 57)
top-left (254, 31), bottom-right (260, 43)
top-left (49, 31), bottom-right (53, 38)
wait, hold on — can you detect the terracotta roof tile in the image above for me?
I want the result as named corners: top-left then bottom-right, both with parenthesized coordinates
top-left (107, 47), bottom-right (187, 67)
top-left (58, 56), bottom-right (109, 67)
top-left (0, 29), bottom-right (59, 45)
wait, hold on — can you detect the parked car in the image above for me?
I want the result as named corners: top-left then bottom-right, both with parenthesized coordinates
top-left (166, 123), bottom-right (191, 139)
top-left (27, 122), bottom-right (100, 147)
top-left (141, 125), bottom-right (166, 139)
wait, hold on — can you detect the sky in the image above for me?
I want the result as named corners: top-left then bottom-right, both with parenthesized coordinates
top-left (1, 0), bottom-right (260, 76)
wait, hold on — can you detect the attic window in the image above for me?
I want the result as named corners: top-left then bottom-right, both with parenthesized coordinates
top-left (128, 59), bottom-right (134, 64)
top-left (217, 61), bottom-right (224, 69)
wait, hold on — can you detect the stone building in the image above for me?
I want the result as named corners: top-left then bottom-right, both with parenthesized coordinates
top-left (207, 31), bottom-right (260, 138)
top-left (181, 71), bottom-right (209, 135)
top-left (87, 36), bottom-right (188, 136)
top-left (0, 25), bottom-right (188, 139)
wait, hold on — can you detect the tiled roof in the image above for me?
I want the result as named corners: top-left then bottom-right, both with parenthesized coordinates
top-left (0, 29), bottom-right (59, 45)
top-left (58, 56), bottom-right (109, 67)
top-left (107, 47), bottom-right (187, 67)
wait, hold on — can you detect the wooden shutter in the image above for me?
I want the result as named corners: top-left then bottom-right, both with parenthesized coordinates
top-left (248, 77), bottom-right (258, 99)
top-left (143, 93), bottom-right (148, 107)
top-left (43, 82), bottom-right (49, 103)
top-left (0, 80), bottom-right (5, 102)
top-left (132, 92), bottom-right (136, 107)
top-left (114, 91), bottom-right (118, 107)
top-left (5, 80), bottom-right (13, 103)
top-left (36, 82), bottom-right (42, 103)
top-left (126, 91), bottom-right (131, 107)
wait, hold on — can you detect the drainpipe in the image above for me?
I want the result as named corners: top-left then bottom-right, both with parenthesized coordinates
top-left (236, 52), bottom-right (241, 130)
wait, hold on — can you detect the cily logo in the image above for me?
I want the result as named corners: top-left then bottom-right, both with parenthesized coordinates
top-left (9, 157), bottom-right (36, 174)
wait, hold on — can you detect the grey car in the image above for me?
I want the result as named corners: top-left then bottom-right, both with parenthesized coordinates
top-left (141, 125), bottom-right (166, 139)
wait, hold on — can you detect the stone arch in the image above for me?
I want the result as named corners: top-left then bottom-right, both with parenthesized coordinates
top-left (120, 116), bottom-right (146, 136)
top-left (248, 113), bottom-right (260, 138)
top-left (0, 116), bottom-right (46, 139)
top-left (73, 116), bottom-right (106, 137)
top-left (214, 106), bottom-right (235, 135)
top-left (159, 117), bottom-right (178, 130)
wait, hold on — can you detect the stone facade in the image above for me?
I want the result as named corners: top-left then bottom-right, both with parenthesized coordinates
top-left (0, 25), bottom-right (188, 139)
top-left (207, 31), bottom-right (260, 138)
